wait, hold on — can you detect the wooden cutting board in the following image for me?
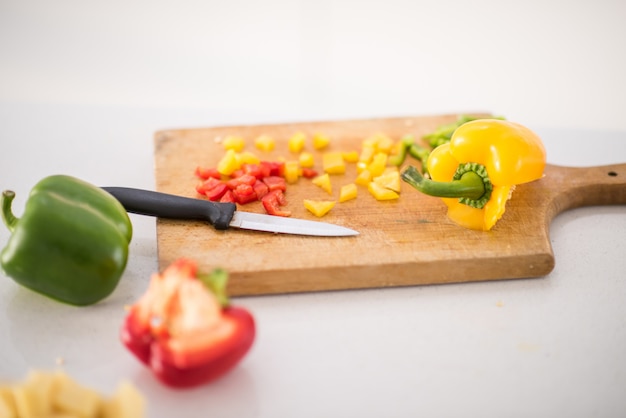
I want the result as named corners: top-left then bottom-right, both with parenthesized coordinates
top-left (153, 114), bottom-right (626, 296)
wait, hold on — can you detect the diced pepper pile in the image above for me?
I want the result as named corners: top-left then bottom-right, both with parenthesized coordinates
top-left (194, 119), bottom-right (499, 219)
top-left (193, 131), bottom-right (417, 218)
top-left (195, 159), bottom-right (295, 216)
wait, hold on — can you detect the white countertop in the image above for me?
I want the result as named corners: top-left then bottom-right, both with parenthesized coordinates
top-left (1, 1), bottom-right (625, 417)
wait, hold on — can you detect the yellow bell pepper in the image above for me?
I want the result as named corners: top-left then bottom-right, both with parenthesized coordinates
top-left (401, 119), bottom-right (546, 231)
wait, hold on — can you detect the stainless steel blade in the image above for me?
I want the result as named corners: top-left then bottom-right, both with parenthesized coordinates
top-left (230, 211), bottom-right (359, 236)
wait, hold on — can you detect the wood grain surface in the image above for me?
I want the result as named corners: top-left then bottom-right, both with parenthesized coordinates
top-left (153, 114), bottom-right (626, 296)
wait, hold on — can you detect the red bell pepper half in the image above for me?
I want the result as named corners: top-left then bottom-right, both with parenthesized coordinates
top-left (121, 258), bottom-right (255, 388)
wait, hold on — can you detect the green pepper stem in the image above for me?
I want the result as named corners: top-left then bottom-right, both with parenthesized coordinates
top-left (401, 163), bottom-right (493, 208)
top-left (1, 190), bottom-right (19, 232)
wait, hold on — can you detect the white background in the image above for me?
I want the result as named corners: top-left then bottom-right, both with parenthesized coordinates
top-left (1, 1), bottom-right (625, 417)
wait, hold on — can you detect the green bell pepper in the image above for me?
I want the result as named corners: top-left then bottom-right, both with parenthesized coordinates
top-left (1, 175), bottom-right (133, 306)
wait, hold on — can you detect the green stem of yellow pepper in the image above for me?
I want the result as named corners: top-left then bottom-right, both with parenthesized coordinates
top-left (401, 163), bottom-right (493, 208)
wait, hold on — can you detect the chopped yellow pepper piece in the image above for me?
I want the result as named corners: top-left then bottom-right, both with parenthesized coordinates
top-left (389, 139), bottom-right (404, 157)
top-left (368, 182), bottom-right (399, 200)
top-left (382, 166), bottom-right (399, 175)
top-left (254, 134), bottom-right (275, 152)
top-left (361, 135), bottom-right (379, 149)
top-left (373, 133), bottom-right (394, 153)
top-left (304, 199), bottom-right (336, 217)
top-left (312, 133), bottom-right (330, 150)
top-left (288, 132), bottom-right (306, 153)
top-left (362, 132), bottom-right (393, 153)
top-left (299, 152), bottom-right (315, 168)
top-left (53, 372), bottom-right (102, 417)
top-left (222, 135), bottom-right (246, 152)
top-left (359, 144), bottom-right (376, 164)
top-left (373, 169), bottom-right (401, 193)
top-left (236, 151), bottom-right (260, 165)
top-left (217, 149), bottom-right (240, 175)
top-left (284, 161), bottom-right (300, 184)
top-left (339, 183), bottom-right (358, 202)
top-left (355, 169), bottom-right (372, 186)
top-left (342, 150), bottom-right (359, 163)
top-left (367, 152), bottom-right (388, 177)
top-left (11, 370), bottom-right (56, 417)
top-left (101, 381), bottom-right (146, 418)
top-left (323, 151), bottom-right (346, 174)
top-left (312, 173), bottom-right (332, 195)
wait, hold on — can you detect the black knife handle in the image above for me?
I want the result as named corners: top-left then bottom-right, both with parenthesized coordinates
top-left (102, 187), bottom-right (236, 230)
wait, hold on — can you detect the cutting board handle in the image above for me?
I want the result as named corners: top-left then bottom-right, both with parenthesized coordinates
top-left (544, 163), bottom-right (626, 222)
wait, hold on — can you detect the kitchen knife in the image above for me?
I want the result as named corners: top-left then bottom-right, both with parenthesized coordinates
top-left (102, 187), bottom-right (358, 237)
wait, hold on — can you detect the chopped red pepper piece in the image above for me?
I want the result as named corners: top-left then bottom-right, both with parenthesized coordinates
top-left (196, 177), bottom-right (223, 196)
top-left (232, 183), bottom-right (257, 204)
top-left (226, 174), bottom-right (257, 190)
top-left (262, 176), bottom-right (287, 192)
top-left (260, 161), bottom-right (284, 177)
top-left (204, 182), bottom-right (228, 201)
top-left (121, 258), bottom-right (255, 388)
top-left (219, 189), bottom-right (235, 203)
top-left (240, 163), bottom-right (264, 179)
top-left (301, 168), bottom-right (319, 179)
top-left (195, 166), bottom-right (221, 180)
top-left (252, 180), bottom-right (269, 200)
top-left (261, 189), bottom-right (291, 217)
top-left (230, 168), bottom-right (245, 178)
